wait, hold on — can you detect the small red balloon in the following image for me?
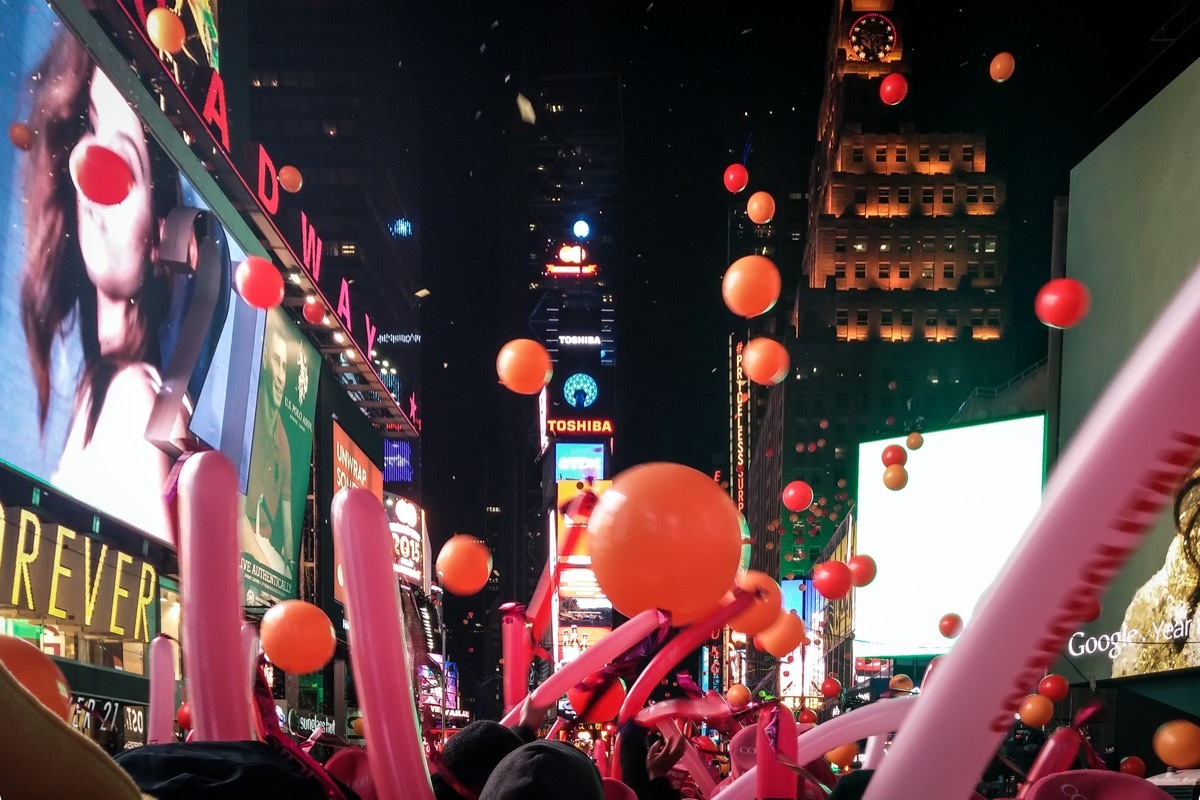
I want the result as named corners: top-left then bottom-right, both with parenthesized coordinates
top-left (881, 444), bottom-right (907, 467)
top-left (782, 480), bottom-right (814, 512)
top-left (1119, 756), bottom-right (1146, 777)
top-left (70, 143), bottom-right (133, 205)
top-left (812, 561), bottom-right (852, 600)
top-left (724, 163), bottom-right (749, 194)
top-left (235, 256), bottom-right (285, 309)
top-left (278, 165), bottom-right (304, 193)
top-left (9, 122), bottom-right (33, 150)
top-left (302, 298), bottom-right (325, 325)
top-left (1078, 597), bottom-right (1102, 623)
top-left (568, 676), bottom-right (626, 722)
top-left (820, 675), bottom-right (842, 699)
top-left (1035, 278), bottom-right (1091, 329)
top-left (939, 612), bottom-right (963, 639)
top-left (879, 73), bottom-right (908, 106)
top-left (1038, 674), bottom-right (1069, 703)
top-left (177, 700), bottom-right (192, 730)
top-left (847, 554), bottom-right (877, 587)
top-left (798, 708), bottom-right (818, 725)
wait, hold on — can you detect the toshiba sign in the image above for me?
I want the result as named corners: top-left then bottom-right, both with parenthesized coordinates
top-left (547, 419), bottom-right (613, 435)
top-left (560, 335), bottom-right (601, 346)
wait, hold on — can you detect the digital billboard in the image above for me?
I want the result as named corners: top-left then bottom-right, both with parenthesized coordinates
top-left (553, 442), bottom-right (605, 482)
top-left (1058, 56), bottom-right (1200, 681)
top-left (383, 438), bottom-right (418, 485)
top-left (553, 479), bottom-right (613, 667)
top-left (854, 415), bottom-right (1047, 658)
top-left (0, 1), bottom-right (323, 584)
top-left (384, 492), bottom-right (429, 591)
top-left (333, 421), bottom-right (383, 604)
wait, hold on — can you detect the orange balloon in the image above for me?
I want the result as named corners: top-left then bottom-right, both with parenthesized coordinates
top-left (755, 610), bottom-right (806, 658)
top-left (146, 7), bottom-right (187, 54)
top-left (728, 571), bottom-right (783, 635)
top-left (1154, 720), bottom-right (1200, 769)
top-left (826, 742), bottom-right (858, 769)
top-left (746, 191), bottom-right (775, 225)
top-left (906, 432), bottom-right (923, 450)
top-left (882, 464), bottom-right (908, 491)
top-left (496, 338), bottom-right (552, 395)
top-left (888, 674), bottom-right (914, 694)
top-left (742, 337), bottom-right (789, 385)
top-left (989, 51), bottom-right (1016, 83)
top-left (261, 600), bottom-right (336, 674)
top-left (351, 717), bottom-right (365, 737)
top-left (278, 165), bottom-right (304, 193)
top-left (568, 677), bottom-right (626, 722)
top-left (589, 463), bottom-right (743, 625)
top-left (436, 535), bottom-right (493, 596)
top-left (722, 255), bottom-right (781, 318)
top-left (725, 684), bottom-right (752, 709)
top-left (1018, 694), bottom-right (1054, 728)
top-left (0, 635), bottom-right (71, 721)
top-left (8, 122), bottom-right (33, 151)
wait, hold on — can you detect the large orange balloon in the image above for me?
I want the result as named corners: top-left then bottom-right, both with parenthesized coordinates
top-left (755, 610), bottom-right (806, 658)
top-left (746, 191), bottom-right (775, 225)
top-left (722, 255), bottom-right (781, 318)
top-left (728, 571), bottom-right (783, 635)
top-left (496, 339), bottom-right (552, 395)
top-left (0, 635), bottom-right (71, 721)
top-left (589, 463), bottom-right (743, 625)
top-left (436, 535), bottom-right (493, 595)
top-left (826, 742), bottom-right (858, 769)
top-left (742, 338), bottom-right (789, 385)
top-left (260, 600), bottom-right (336, 674)
top-left (1154, 720), bottom-right (1200, 769)
top-left (725, 684), bottom-right (752, 708)
top-left (568, 676), bottom-right (626, 722)
top-left (989, 52), bottom-right (1016, 83)
top-left (1018, 694), bottom-right (1054, 728)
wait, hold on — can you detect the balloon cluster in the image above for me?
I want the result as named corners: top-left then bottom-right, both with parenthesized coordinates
top-left (1014, 672), bottom-right (1069, 727)
top-left (880, 432), bottom-right (922, 491)
top-left (811, 554), bottom-right (876, 600)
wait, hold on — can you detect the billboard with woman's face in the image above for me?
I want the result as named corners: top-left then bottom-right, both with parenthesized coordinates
top-left (0, 0), bottom-right (319, 600)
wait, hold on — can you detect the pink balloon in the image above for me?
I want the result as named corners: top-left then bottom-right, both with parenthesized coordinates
top-left (333, 489), bottom-right (434, 800)
top-left (617, 591), bottom-right (754, 725)
top-left (1015, 727), bottom-right (1082, 799)
top-left (603, 777), bottom-right (637, 800)
top-left (1023, 771), bottom-right (1171, 800)
top-left (499, 608), bottom-right (663, 727)
top-left (863, 265), bottom-right (1200, 800)
top-left (242, 622), bottom-right (264, 740)
top-left (595, 735), bottom-right (610, 778)
top-left (500, 603), bottom-right (532, 714)
top-left (659, 717), bottom-right (716, 797)
top-left (757, 704), bottom-right (797, 800)
top-left (147, 634), bottom-right (176, 745)
top-left (178, 452), bottom-right (255, 741)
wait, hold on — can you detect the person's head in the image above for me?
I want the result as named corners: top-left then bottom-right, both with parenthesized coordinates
top-left (438, 720), bottom-right (524, 798)
top-left (479, 740), bottom-right (603, 800)
top-left (828, 768), bottom-right (874, 800)
top-left (617, 720), bottom-right (653, 789)
top-left (267, 328), bottom-right (290, 409)
top-left (20, 31), bottom-right (174, 435)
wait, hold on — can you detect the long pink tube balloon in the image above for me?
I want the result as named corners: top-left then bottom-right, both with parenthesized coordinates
top-left (756, 705), bottom-right (797, 800)
top-left (147, 634), bottom-right (176, 744)
top-left (500, 603), bottom-right (532, 714)
top-left (618, 592), bottom-right (753, 725)
top-left (178, 452), bottom-right (254, 741)
top-left (657, 718), bottom-right (716, 798)
top-left (333, 489), bottom-right (433, 800)
top-left (719, 698), bottom-right (914, 800)
top-left (500, 609), bottom-right (662, 727)
top-left (866, 263), bottom-right (1200, 800)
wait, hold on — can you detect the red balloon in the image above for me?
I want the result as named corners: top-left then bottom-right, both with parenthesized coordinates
top-left (1035, 278), bottom-right (1091, 329)
top-left (724, 163), bottom-right (749, 193)
top-left (939, 612), bottom-right (963, 639)
top-left (302, 298), bottom-right (326, 325)
top-left (8, 122), bottom-right (33, 150)
top-left (278, 165), bottom-right (304, 193)
top-left (177, 700), bottom-right (192, 730)
top-left (820, 675), bottom-right (842, 699)
top-left (746, 191), bottom-right (775, 225)
top-left (847, 554), bottom-right (877, 587)
top-left (261, 600), bottom-right (336, 674)
top-left (70, 143), bottom-right (132, 205)
top-left (1119, 756), bottom-right (1146, 777)
top-left (989, 52), bottom-right (1016, 83)
top-left (436, 535), bottom-right (493, 596)
top-left (1037, 673), bottom-right (1070, 703)
top-left (742, 337), bottom-right (789, 385)
top-left (881, 444), bottom-right (907, 467)
top-left (812, 561), bottom-right (852, 600)
top-left (782, 480), bottom-right (814, 512)
top-left (235, 256), bottom-right (285, 309)
top-left (879, 73), bottom-right (908, 106)
top-left (496, 339), bottom-right (553, 395)
top-left (1078, 596), bottom-right (1102, 623)
top-left (567, 676), bottom-right (626, 722)
top-left (798, 708), bottom-right (818, 725)
top-left (0, 635), bottom-right (71, 721)
top-left (722, 255), bottom-right (781, 318)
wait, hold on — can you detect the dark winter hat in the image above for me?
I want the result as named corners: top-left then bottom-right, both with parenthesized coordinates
top-left (440, 720), bottom-right (525, 792)
top-left (480, 740), bottom-right (603, 800)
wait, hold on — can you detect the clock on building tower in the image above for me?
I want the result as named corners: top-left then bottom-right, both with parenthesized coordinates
top-left (848, 13), bottom-right (896, 62)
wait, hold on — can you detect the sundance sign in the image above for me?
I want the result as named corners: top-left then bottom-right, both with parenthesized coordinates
top-left (0, 506), bottom-right (157, 641)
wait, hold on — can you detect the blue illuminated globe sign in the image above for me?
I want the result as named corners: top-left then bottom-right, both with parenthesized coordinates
top-left (563, 373), bottom-right (599, 408)
top-left (572, 219), bottom-right (590, 239)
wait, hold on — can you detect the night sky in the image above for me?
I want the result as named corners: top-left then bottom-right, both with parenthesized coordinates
top-left (400, 0), bottom-right (1200, 687)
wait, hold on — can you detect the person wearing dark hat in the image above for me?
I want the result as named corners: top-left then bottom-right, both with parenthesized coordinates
top-left (827, 769), bottom-right (874, 800)
top-left (433, 697), bottom-right (549, 800)
top-left (479, 740), bottom-right (605, 800)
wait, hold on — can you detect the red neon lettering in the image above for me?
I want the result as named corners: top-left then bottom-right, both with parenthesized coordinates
top-left (301, 211), bottom-right (323, 281)
top-left (337, 278), bottom-right (353, 329)
top-left (202, 70), bottom-right (230, 151)
top-left (364, 314), bottom-right (377, 355)
top-left (256, 144), bottom-right (279, 215)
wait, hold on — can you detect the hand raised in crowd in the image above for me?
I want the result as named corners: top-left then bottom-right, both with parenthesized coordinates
top-left (517, 694), bottom-right (552, 732)
top-left (646, 734), bottom-right (687, 780)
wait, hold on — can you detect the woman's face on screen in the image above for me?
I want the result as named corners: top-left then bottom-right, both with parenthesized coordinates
top-left (75, 66), bottom-right (155, 301)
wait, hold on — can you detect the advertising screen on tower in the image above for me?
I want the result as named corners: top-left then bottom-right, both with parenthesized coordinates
top-left (553, 479), bottom-right (613, 668)
top-left (332, 422), bottom-right (383, 603)
top-left (854, 415), bottom-right (1046, 658)
top-left (553, 442), bottom-right (605, 482)
top-left (0, 0), bottom-right (321, 602)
